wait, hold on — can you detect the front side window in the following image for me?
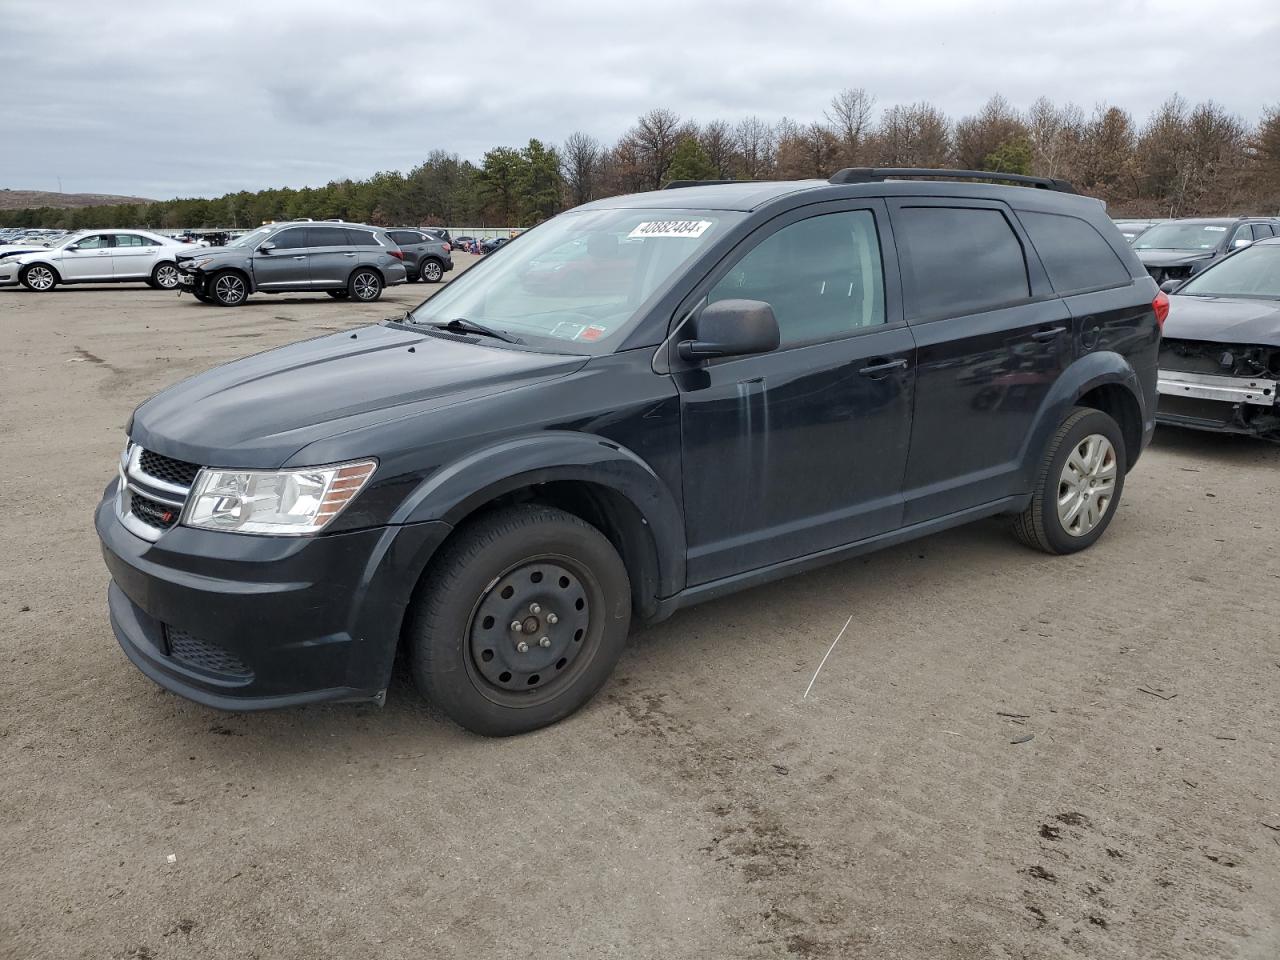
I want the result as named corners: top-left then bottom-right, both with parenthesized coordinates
top-left (896, 206), bottom-right (1029, 319)
top-left (74, 235), bottom-right (110, 250)
top-left (1176, 245), bottom-right (1280, 300)
top-left (268, 228), bottom-right (309, 250)
top-left (707, 210), bottom-right (885, 347)
top-left (409, 207), bottom-right (742, 352)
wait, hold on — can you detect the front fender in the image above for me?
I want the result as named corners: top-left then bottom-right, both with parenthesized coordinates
top-left (1019, 351), bottom-right (1145, 486)
top-left (392, 431), bottom-right (686, 599)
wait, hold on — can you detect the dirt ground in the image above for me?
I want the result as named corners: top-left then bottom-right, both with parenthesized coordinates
top-left (1, 264), bottom-right (1278, 960)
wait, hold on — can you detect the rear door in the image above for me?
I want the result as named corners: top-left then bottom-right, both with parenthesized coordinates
top-left (304, 226), bottom-right (356, 288)
top-left (891, 199), bottom-right (1071, 523)
top-left (675, 200), bottom-right (916, 584)
top-left (59, 233), bottom-right (115, 281)
top-left (251, 226), bottom-right (311, 289)
top-left (110, 233), bottom-right (159, 279)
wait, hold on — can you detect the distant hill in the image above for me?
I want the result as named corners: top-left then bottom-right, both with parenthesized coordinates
top-left (0, 189), bottom-right (154, 210)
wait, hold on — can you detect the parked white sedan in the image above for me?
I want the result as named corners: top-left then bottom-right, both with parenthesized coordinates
top-left (0, 229), bottom-right (200, 292)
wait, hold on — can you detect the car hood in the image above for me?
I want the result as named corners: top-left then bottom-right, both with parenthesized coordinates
top-left (1163, 295), bottom-right (1280, 345)
top-left (129, 323), bottom-right (588, 468)
top-left (1136, 250), bottom-right (1215, 267)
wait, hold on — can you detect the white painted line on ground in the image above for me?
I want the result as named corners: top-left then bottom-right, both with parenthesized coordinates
top-left (803, 614), bottom-right (853, 700)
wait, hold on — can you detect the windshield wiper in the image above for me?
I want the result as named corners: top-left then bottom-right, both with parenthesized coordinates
top-left (424, 317), bottom-right (523, 344)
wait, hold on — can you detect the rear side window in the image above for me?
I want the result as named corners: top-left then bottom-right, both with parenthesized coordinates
top-left (1252, 223), bottom-right (1274, 240)
top-left (114, 234), bottom-right (155, 247)
top-left (308, 227), bottom-right (350, 246)
top-left (1019, 211), bottom-right (1131, 295)
top-left (345, 229), bottom-right (381, 246)
top-left (896, 207), bottom-right (1029, 320)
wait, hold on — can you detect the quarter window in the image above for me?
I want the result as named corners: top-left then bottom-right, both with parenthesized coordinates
top-left (1019, 211), bottom-right (1130, 295)
top-left (707, 210), bottom-right (885, 347)
top-left (896, 207), bottom-right (1030, 319)
top-left (345, 229), bottom-right (381, 246)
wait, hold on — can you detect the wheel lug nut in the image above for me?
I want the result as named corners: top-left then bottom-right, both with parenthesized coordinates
top-left (529, 603), bottom-right (541, 614)
top-left (510, 621), bottom-right (522, 633)
top-left (546, 613), bottom-right (558, 624)
top-left (516, 641), bottom-right (529, 653)
top-left (539, 636), bottom-right (551, 648)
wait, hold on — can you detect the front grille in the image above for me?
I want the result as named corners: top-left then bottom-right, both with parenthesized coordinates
top-left (130, 491), bottom-right (180, 529)
top-left (139, 449), bottom-right (201, 488)
top-left (165, 626), bottom-right (253, 679)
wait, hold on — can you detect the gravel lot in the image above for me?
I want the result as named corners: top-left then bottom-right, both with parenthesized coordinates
top-left (1, 262), bottom-right (1278, 960)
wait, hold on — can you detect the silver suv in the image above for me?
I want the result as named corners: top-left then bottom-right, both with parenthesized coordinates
top-left (176, 221), bottom-right (408, 306)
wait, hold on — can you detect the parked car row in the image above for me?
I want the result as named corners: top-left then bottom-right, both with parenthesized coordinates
top-left (1132, 217), bottom-right (1280, 284)
top-left (0, 219), bottom-right (454, 305)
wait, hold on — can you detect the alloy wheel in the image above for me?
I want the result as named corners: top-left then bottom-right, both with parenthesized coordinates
top-left (422, 260), bottom-right (443, 282)
top-left (214, 274), bottom-right (246, 305)
top-left (352, 271), bottom-right (380, 300)
top-left (25, 266), bottom-right (55, 291)
top-left (1057, 433), bottom-right (1117, 537)
top-left (154, 264), bottom-right (179, 289)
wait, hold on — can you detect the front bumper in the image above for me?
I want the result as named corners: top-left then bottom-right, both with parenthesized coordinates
top-left (1156, 369), bottom-right (1280, 438)
top-left (96, 483), bottom-right (451, 710)
top-left (0, 266), bottom-right (19, 287)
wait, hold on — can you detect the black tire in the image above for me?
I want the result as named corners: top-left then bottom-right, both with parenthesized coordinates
top-left (348, 268), bottom-right (383, 302)
top-left (1011, 406), bottom-right (1127, 555)
top-left (405, 273), bottom-right (420, 283)
top-left (209, 270), bottom-right (248, 307)
top-left (19, 263), bottom-right (58, 292)
top-left (327, 289), bottom-right (350, 299)
top-left (191, 288), bottom-right (212, 303)
top-left (420, 258), bottom-right (444, 283)
top-left (151, 261), bottom-right (181, 290)
top-left (408, 504), bottom-right (632, 736)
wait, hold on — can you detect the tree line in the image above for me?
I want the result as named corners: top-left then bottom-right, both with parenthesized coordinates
top-left (4, 91), bottom-right (1279, 231)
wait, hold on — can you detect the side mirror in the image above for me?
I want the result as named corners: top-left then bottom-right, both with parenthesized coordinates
top-left (1159, 278), bottom-right (1182, 294)
top-left (1232, 237), bottom-right (1252, 249)
top-left (258, 241), bottom-right (276, 253)
top-left (65, 244), bottom-right (80, 252)
top-left (678, 299), bottom-right (780, 362)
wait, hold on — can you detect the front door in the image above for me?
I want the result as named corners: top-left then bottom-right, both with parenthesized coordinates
top-left (674, 202), bottom-right (916, 586)
top-left (889, 199), bottom-right (1072, 523)
top-left (251, 226), bottom-right (312, 289)
top-left (59, 233), bottom-right (114, 280)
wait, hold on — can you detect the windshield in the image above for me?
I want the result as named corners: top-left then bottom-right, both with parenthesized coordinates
top-left (47, 233), bottom-right (85, 249)
top-left (1176, 245), bottom-right (1280, 300)
top-left (407, 208), bottom-right (742, 352)
top-left (228, 226), bottom-right (273, 248)
top-left (1134, 222), bottom-right (1229, 251)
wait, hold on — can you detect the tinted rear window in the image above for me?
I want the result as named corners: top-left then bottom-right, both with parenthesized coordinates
top-left (308, 227), bottom-right (350, 246)
top-left (345, 229), bottom-right (382, 246)
top-left (896, 206), bottom-right (1030, 319)
top-left (1019, 211), bottom-right (1130, 294)
top-left (389, 231), bottom-right (422, 245)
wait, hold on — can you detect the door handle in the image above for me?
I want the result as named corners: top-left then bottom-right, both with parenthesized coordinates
top-left (858, 357), bottom-right (908, 377)
top-left (1031, 326), bottom-right (1066, 341)
top-left (343, 252), bottom-right (357, 257)
top-left (292, 255), bottom-right (307, 260)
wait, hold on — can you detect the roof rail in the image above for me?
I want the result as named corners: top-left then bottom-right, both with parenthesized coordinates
top-left (662, 179), bottom-right (740, 189)
top-left (829, 167), bottom-right (1078, 194)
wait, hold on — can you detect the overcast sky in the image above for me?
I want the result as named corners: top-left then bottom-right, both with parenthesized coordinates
top-left (1, 0), bottom-right (1276, 199)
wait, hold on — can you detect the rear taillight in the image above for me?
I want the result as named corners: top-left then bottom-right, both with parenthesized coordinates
top-left (1152, 290), bottom-right (1169, 330)
top-left (443, 243), bottom-right (451, 253)
top-left (388, 249), bottom-right (404, 260)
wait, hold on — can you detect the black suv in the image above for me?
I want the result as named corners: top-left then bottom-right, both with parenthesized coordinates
top-left (1133, 217), bottom-right (1280, 284)
top-left (175, 221), bottom-right (408, 306)
top-left (97, 168), bottom-right (1162, 735)
top-left (386, 228), bottom-right (454, 283)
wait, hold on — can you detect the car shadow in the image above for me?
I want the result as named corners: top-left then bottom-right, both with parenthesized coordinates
top-left (1151, 423), bottom-right (1280, 464)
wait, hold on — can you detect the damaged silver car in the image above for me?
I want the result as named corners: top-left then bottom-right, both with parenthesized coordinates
top-left (1157, 237), bottom-right (1280, 440)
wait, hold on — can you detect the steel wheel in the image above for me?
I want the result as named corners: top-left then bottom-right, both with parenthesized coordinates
top-left (1057, 433), bottom-right (1116, 537)
top-left (153, 263), bottom-right (180, 289)
top-left (23, 265), bottom-right (56, 291)
top-left (421, 259), bottom-right (443, 283)
top-left (351, 270), bottom-right (381, 301)
top-left (213, 272), bottom-right (246, 306)
top-left (465, 556), bottom-right (599, 707)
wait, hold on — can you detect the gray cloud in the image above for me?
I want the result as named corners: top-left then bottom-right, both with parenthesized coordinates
top-left (1, 0), bottom-right (1276, 198)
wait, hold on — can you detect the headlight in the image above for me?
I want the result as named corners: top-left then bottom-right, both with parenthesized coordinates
top-left (182, 459), bottom-right (377, 535)
top-left (188, 256), bottom-right (216, 269)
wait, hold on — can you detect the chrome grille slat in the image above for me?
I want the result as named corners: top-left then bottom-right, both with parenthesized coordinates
top-left (117, 442), bottom-right (202, 540)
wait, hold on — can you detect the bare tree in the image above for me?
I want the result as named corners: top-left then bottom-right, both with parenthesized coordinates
top-left (954, 94), bottom-right (1030, 170)
top-left (733, 115), bottom-right (776, 179)
top-left (626, 108), bottom-right (684, 190)
top-left (1253, 104), bottom-right (1280, 213)
top-left (776, 121), bottom-right (840, 179)
top-left (698, 119), bottom-right (736, 178)
top-left (560, 131), bottom-right (601, 206)
top-left (872, 102), bottom-right (951, 167)
top-left (1075, 104), bottom-right (1138, 207)
top-left (1026, 97), bottom-right (1084, 178)
top-left (826, 87), bottom-right (876, 166)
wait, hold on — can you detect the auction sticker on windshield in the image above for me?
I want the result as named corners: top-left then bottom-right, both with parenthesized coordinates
top-left (627, 220), bottom-right (713, 239)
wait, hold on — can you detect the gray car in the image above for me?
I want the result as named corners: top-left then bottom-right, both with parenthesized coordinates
top-left (386, 228), bottom-right (454, 283)
top-left (176, 221), bottom-right (408, 306)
